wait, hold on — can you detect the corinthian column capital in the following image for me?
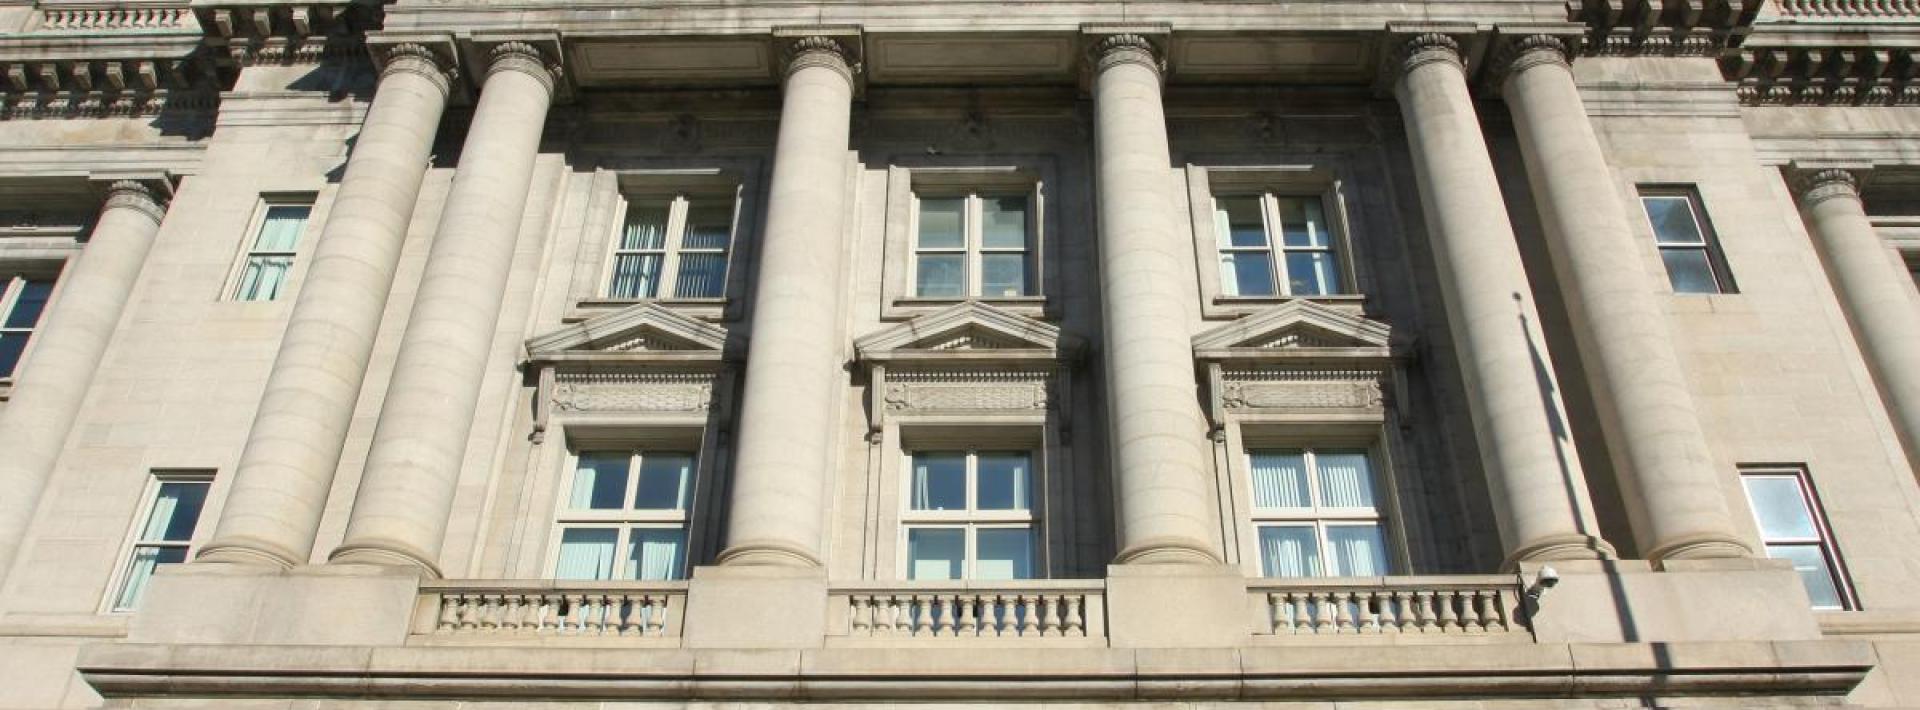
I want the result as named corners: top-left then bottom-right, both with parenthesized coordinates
top-left (486, 41), bottom-right (562, 96)
top-left (782, 35), bottom-right (857, 83)
top-left (1793, 167), bottom-right (1864, 207)
top-left (102, 180), bottom-right (167, 224)
top-left (1090, 33), bottom-right (1164, 76)
top-left (1394, 33), bottom-right (1465, 77)
top-left (1491, 34), bottom-right (1573, 88)
top-left (376, 42), bottom-right (457, 97)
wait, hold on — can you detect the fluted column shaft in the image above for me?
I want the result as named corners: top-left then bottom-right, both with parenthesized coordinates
top-left (1502, 37), bottom-right (1750, 562)
top-left (0, 181), bottom-right (166, 584)
top-left (1392, 35), bottom-right (1613, 567)
top-left (329, 43), bottom-right (558, 574)
top-left (716, 38), bottom-right (856, 568)
top-left (1091, 35), bottom-right (1223, 565)
top-left (1795, 168), bottom-right (1920, 475)
top-left (198, 46), bottom-right (453, 568)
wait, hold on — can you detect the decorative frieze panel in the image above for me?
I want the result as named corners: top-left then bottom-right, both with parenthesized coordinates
top-left (1773, 0), bottom-right (1920, 18)
top-left (881, 370), bottom-right (1051, 413)
top-left (1220, 369), bottom-right (1386, 412)
top-left (551, 372), bottom-right (715, 414)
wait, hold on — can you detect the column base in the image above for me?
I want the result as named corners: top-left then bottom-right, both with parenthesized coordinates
top-left (714, 539), bottom-right (824, 568)
top-left (1648, 533), bottom-right (1754, 565)
top-left (1499, 532), bottom-right (1616, 571)
top-left (192, 537), bottom-right (302, 569)
top-left (1113, 537), bottom-right (1225, 565)
top-left (127, 563), bottom-right (420, 646)
top-left (1104, 563), bottom-right (1251, 648)
top-left (682, 564), bottom-right (827, 649)
top-left (328, 541), bottom-right (444, 578)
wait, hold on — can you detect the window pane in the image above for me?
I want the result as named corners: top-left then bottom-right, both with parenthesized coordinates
top-left (672, 253), bottom-right (728, 299)
top-left (254, 205), bottom-right (311, 251)
top-left (1284, 251), bottom-right (1339, 296)
top-left (144, 481), bottom-right (209, 542)
top-left (634, 453), bottom-right (693, 511)
top-left (1767, 544), bottom-right (1844, 609)
top-left (1249, 451), bottom-right (1310, 509)
top-left (627, 528), bottom-right (688, 581)
top-left (608, 254), bottom-right (663, 299)
top-left (980, 253), bottom-right (1028, 298)
top-left (909, 453), bottom-right (966, 511)
top-left (4, 279), bottom-right (53, 329)
top-left (0, 333), bottom-right (28, 378)
top-left (620, 204), bottom-right (670, 250)
top-left (554, 528), bottom-right (618, 580)
top-left (1257, 526), bottom-right (1321, 577)
top-left (1327, 524), bottom-right (1390, 576)
top-left (235, 256), bottom-right (294, 302)
top-left (914, 254), bottom-right (965, 298)
top-left (1213, 196), bottom-right (1266, 248)
top-left (906, 528), bottom-right (964, 580)
top-left (916, 197), bottom-right (965, 249)
top-left (569, 453), bottom-right (630, 510)
top-left (975, 453), bottom-right (1031, 511)
top-left (1222, 252), bottom-right (1277, 297)
top-left (681, 199), bottom-right (734, 250)
top-left (1276, 197), bottom-right (1329, 248)
top-left (114, 545), bottom-right (187, 610)
top-left (1315, 452), bottom-right (1376, 509)
top-left (1643, 196), bottom-right (1705, 245)
top-left (1661, 248), bottom-right (1720, 294)
top-left (981, 196), bottom-right (1029, 249)
top-left (1743, 476), bottom-right (1819, 540)
top-left (975, 528), bottom-right (1034, 580)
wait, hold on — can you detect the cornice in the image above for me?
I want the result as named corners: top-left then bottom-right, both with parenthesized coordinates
top-left (1568, 0), bottom-right (1763, 57)
top-left (1725, 45), bottom-right (1920, 106)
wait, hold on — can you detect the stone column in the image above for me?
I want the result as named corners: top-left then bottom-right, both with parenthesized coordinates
top-left (328, 42), bottom-right (558, 574)
top-left (196, 44), bottom-right (455, 569)
top-left (0, 180), bottom-right (167, 584)
top-left (1392, 34), bottom-right (1613, 566)
top-left (714, 37), bottom-right (856, 568)
top-left (1501, 36), bottom-right (1750, 562)
top-left (1794, 167), bottom-right (1920, 475)
top-left (1090, 34), bottom-right (1223, 566)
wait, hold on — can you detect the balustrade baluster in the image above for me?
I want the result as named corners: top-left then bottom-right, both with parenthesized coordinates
top-left (1335, 591), bottom-right (1357, 633)
top-left (1415, 591), bottom-right (1437, 633)
top-left (1064, 595), bottom-right (1084, 636)
top-left (1360, 591), bottom-right (1381, 633)
top-left (1460, 590), bottom-right (1483, 632)
top-left (458, 594), bottom-right (482, 630)
top-left (894, 595), bottom-right (914, 636)
top-left (437, 594), bottom-right (460, 632)
top-left (1483, 590), bottom-right (1508, 632)
top-left (1020, 595), bottom-right (1041, 636)
top-left (982, 595), bottom-right (1004, 636)
top-left (1313, 592), bottom-right (1335, 633)
top-left (1042, 595), bottom-right (1062, 637)
top-left (958, 595), bottom-right (978, 636)
top-left (850, 595), bottom-right (871, 635)
top-left (914, 595), bottom-right (934, 636)
top-left (649, 595), bottom-right (671, 637)
top-left (1438, 590), bottom-right (1461, 632)
top-left (616, 594), bottom-right (639, 636)
top-left (935, 596), bottom-right (956, 636)
top-left (564, 594), bottom-right (585, 634)
top-left (480, 594), bottom-right (502, 630)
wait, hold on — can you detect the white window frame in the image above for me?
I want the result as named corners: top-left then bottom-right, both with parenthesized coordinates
top-left (907, 191), bottom-right (1037, 300)
top-left (546, 448), bottom-right (697, 581)
top-left (600, 190), bottom-right (740, 301)
top-left (1210, 192), bottom-right (1344, 298)
top-left (1246, 447), bottom-right (1393, 578)
top-left (1739, 467), bottom-right (1856, 610)
top-left (1638, 187), bottom-right (1737, 295)
top-left (103, 470), bottom-right (214, 613)
top-left (0, 273), bottom-right (56, 382)
top-left (898, 449), bottom-right (1040, 580)
top-left (222, 195), bottom-right (315, 302)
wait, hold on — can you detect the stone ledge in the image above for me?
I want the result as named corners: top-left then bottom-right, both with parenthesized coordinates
top-left (75, 640), bottom-right (1873, 702)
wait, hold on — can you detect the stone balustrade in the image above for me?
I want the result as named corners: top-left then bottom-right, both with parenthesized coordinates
top-left (1249, 576), bottom-right (1526, 638)
top-left (828, 581), bottom-right (1106, 642)
top-left (1773, 0), bottom-right (1920, 17)
top-left (416, 581), bottom-right (686, 640)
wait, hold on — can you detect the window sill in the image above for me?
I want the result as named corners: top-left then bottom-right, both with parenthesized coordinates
top-left (1208, 294), bottom-right (1366, 318)
top-left (886, 296), bottom-right (1048, 321)
top-left (568, 298), bottom-right (730, 323)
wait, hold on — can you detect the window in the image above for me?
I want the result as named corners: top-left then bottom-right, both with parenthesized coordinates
top-left (911, 193), bottom-right (1033, 299)
top-left (231, 203), bottom-right (311, 301)
top-left (111, 474), bottom-right (211, 611)
top-left (1248, 449), bottom-right (1390, 578)
top-left (1212, 193), bottom-right (1342, 298)
top-left (551, 450), bottom-right (695, 581)
top-left (606, 193), bottom-right (736, 300)
top-left (1740, 468), bottom-right (1853, 610)
top-left (901, 450), bottom-right (1036, 580)
top-left (1640, 188), bottom-right (1735, 294)
top-left (0, 274), bottom-right (54, 379)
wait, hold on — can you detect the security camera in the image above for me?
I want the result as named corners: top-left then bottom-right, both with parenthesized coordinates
top-left (1526, 565), bottom-right (1560, 603)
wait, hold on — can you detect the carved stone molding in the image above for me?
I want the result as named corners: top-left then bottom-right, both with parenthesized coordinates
top-left (1489, 34), bottom-right (1574, 89)
top-left (1569, 0), bottom-right (1761, 57)
top-left (1220, 369), bottom-right (1387, 411)
top-left (1388, 33), bottom-right (1465, 86)
top-left (378, 42), bottom-right (457, 95)
top-left (102, 180), bottom-right (168, 224)
top-left (881, 370), bottom-right (1051, 413)
top-left (37, 7), bottom-right (192, 33)
top-left (1792, 168), bottom-right (1864, 207)
top-left (1726, 47), bottom-right (1920, 107)
top-left (486, 41), bottom-right (561, 95)
top-left (783, 36), bottom-right (858, 82)
top-left (551, 372), bottom-right (716, 414)
top-left (1090, 33), bottom-right (1164, 76)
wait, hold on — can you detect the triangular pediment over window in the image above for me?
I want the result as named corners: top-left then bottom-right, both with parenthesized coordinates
top-left (526, 302), bottom-right (728, 361)
top-left (855, 301), bottom-right (1083, 363)
top-left (1191, 300), bottom-right (1391, 358)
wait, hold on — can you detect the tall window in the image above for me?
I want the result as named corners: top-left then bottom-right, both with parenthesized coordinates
top-left (1212, 193), bottom-right (1342, 297)
top-left (0, 274), bottom-right (54, 379)
top-left (911, 193), bottom-right (1033, 299)
top-left (112, 474), bottom-right (211, 611)
top-left (1740, 468), bottom-right (1853, 610)
top-left (1640, 188), bottom-right (1735, 294)
top-left (1248, 449), bottom-right (1389, 578)
top-left (551, 450), bottom-right (695, 581)
top-left (232, 204), bottom-right (311, 301)
top-left (902, 450), bottom-right (1035, 580)
top-left (606, 193), bottom-right (736, 300)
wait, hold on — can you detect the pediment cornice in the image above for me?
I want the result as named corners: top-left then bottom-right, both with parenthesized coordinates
top-left (1192, 299), bottom-right (1392, 362)
top-left (526, 301), bottom-right (730, 362)
top-left (854, 300), bottom-right (1082, 363)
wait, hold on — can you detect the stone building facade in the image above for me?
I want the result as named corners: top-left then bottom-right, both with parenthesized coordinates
top-left (2, 0), bottom-right (1920, 707)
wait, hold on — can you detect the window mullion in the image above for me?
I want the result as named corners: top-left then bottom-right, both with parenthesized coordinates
top-left (658, 196), bottom-right (691, 298)
top-left (966, 194), bottom-right (983, 297)
top-left (1263, 193), bottom-right (1292, 296)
